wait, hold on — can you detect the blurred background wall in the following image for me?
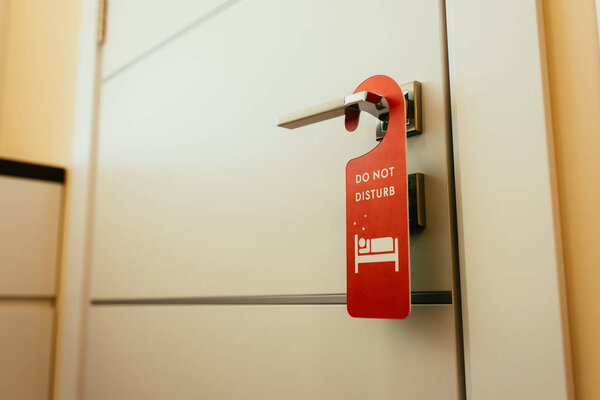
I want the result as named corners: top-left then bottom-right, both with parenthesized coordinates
top-left (0, 0), bottom-right (597, 398)
top-left (544, 0), bottom-right (600, 398)
top-left (0, 0), bottom-right (80, 166)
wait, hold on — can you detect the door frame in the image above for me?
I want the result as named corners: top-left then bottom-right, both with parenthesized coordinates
top-left (55, 1), bottom-right (573, 399)
top-left (445, 1), bottom-right (573, 398)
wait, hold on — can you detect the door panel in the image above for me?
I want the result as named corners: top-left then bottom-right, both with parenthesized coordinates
top-left (0, 176), bottom-right (62, 296)
top-left (83, 305), bottom-right (460, 399)
top-left (92, 0), bottom-right (454, 298)
top-left (0, 303), bottom-right (54, 400)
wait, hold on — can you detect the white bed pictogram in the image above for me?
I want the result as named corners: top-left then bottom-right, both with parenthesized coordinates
top-left (354, 234), bottom-right (399, 273)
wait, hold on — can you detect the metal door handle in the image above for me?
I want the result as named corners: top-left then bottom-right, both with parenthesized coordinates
top-left (276, 81), bottom-right (421, 138)
top-left (276, 91), bottom-right (389, 129)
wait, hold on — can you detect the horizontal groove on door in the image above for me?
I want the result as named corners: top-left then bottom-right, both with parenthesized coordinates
top-left (103, 0), bottom-right (242, 82)
top-left (91, 291), bottom-right (452, 306)
top-left (0, 296), bottom-right (55, 306)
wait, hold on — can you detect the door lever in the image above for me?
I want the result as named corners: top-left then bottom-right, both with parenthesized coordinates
top-left (276, 91), bottom-right (388, 130)
top-left (276, 81), bottom-right (421, 139)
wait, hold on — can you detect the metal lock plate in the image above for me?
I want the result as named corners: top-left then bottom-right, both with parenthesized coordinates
top-left (408, 173), bottom-right (426, 230)
top-left (377, 81), bottom-right (422, 140)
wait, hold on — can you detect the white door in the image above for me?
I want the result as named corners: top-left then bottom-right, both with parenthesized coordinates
top-left (82, 1), bottom-right (463, 398)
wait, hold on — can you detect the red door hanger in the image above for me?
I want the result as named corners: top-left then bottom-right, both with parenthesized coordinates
top-left (345, 75), bottom-right (410, 319)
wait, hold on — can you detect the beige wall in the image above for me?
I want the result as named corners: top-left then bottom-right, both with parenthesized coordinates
top-left (543, 1), bottom-right (600, 399)
top-left (0, 0), bottom-right (80, 167)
